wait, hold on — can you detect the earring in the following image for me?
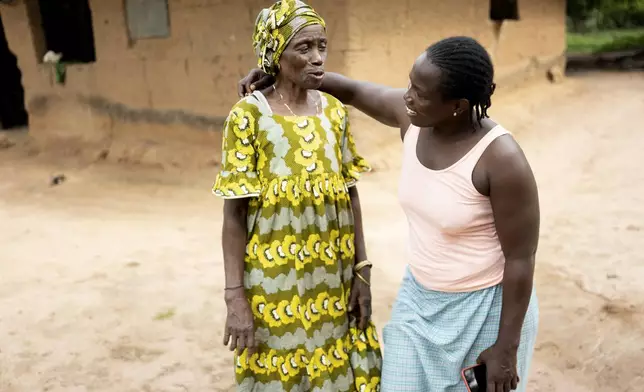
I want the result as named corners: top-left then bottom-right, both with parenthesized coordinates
top-left (453, 112), bottom-right (457, 117)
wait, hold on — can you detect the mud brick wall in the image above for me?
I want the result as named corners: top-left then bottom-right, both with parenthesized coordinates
top-left (0, 0), bottom-right (565, 167)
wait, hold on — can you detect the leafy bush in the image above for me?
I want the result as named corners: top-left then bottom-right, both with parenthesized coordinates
top-left (567, 28), bottom-right (644, 53)
top-left (568, 0), bottom-right (644, 32)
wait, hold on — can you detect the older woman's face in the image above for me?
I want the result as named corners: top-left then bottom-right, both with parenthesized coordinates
top-left (278, 24), bottom-right (327, 89)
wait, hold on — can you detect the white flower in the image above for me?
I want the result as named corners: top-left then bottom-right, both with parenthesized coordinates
top-left (43, 51), bottom-right (62, 64)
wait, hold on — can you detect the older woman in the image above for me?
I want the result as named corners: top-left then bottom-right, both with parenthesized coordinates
top-left (213, 1), bottom-right (382, 391)
top-left (240, 36), bottom-right (540, 392)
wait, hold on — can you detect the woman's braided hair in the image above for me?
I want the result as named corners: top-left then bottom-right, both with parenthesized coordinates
top-left (425, 36), bottom-right (496, 126)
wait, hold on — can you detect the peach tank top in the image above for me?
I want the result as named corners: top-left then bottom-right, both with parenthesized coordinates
top-left (398, 125), bottom-right (510, 292)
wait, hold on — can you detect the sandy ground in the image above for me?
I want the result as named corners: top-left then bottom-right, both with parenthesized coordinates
top-left (1, 71), bottom-right (644, 391)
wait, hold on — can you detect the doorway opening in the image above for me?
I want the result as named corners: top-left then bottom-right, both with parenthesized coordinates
top-left (0, 13), bottom-right (29, 130)
top-left (37, 0), bottom-right (96, 63)
top-left (490, 0), bottom-right (520, 21)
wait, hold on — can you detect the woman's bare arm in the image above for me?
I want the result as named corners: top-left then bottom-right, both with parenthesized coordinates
top-left (349, 186), bottom-right (368, 268)
top-left (238, 70), bottom-right (411, 139)
top-left (221, 198), bottom-right (257, 353)
top-left (222, 198), bottom-right (250, 290)
top-left (320, 73), bottom-right (409, 133)
top-left (487, 137), bottom-right (540, 350)
top-left (348, 185), bottom-right (372, 330)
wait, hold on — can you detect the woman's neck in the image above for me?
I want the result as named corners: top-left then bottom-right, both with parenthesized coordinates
top-left (432, 118), bottom-right (474, 140)
top-left (273, 77), bottom-right (308, 105)
top-left (432, 114), bottom-right (488, 141)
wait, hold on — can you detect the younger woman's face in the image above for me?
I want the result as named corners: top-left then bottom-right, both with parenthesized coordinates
top-left (278, 24), bottom-right (327, 89)
top-left (403, 52), bottom-right (468, 128)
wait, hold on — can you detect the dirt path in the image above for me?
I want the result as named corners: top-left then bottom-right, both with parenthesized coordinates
top-left (1, 72), bottom-right (643, 391)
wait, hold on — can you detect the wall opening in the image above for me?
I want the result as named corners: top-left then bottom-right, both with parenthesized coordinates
top-left (37, 0), bottom-right (96, 63)
top-left (0, 13), bottom-right (29, 130)
top-left (490, 0), bottom-right (520, 22)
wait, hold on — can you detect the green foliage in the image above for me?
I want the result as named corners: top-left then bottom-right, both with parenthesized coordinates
top-left (567, 28), bottom-right (644, 53)
top-left (568, 0), bottom-right (644, 32)
top-left (567, 0), bottom-right (603, 22)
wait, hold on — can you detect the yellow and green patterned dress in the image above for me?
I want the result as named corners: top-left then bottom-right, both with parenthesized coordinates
top-left (213, 90), bottom-right (382, 391)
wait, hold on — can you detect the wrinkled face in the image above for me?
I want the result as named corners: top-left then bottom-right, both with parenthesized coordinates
top-left (403, 52), bottom-right (468, 128)
top-left (277, 24), bottom-right (327, 89)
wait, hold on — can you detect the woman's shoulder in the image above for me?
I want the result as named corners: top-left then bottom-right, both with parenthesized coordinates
top-left (229, 94), bottom-right (263, 112)
top-left (481, 120), bottom-right (527, 168)
top-left (320, 91), bottom-right (347, 112)
top-left (224, 94), bottom-right (265, 126)
top-left (481, 119), bottom-right (514, 141)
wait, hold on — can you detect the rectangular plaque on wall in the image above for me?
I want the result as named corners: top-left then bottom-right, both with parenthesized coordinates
top-left (125, 0), bottom-right (170, 39)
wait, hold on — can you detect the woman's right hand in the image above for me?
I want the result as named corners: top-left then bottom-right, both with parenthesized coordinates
top-left (223, 288), bottom-right (257, 354)
top-left (237, 69), bottom-right (275, 97)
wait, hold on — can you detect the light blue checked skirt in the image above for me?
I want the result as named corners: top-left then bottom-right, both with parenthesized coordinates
top-left (381, 267), bottom-right (539, 392)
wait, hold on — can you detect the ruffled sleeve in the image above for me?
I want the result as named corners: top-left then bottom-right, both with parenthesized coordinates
top-left (338, 106), bottom-right (371, 187)
top-left (212, 99), bottom-right (262, 199)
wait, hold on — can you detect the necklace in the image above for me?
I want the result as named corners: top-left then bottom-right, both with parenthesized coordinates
top-left (272, 85), bottom-right (321, 116)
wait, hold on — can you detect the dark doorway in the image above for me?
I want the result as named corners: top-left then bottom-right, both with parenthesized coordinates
top-left (37, 0), bottom-right (96, 63)
top-left (490, 0), bottom-right (520, 21)
top-left (0, 13), bottom-right (29, 130)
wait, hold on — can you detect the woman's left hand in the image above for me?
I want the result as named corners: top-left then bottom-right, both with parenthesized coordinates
top-left (476, 344), bottom-right (520, 392)
top-left (348, 269), bottom-right (372, 330)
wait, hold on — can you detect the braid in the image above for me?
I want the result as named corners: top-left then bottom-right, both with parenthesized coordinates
top-left (425, 36), bottom-right (495, 127)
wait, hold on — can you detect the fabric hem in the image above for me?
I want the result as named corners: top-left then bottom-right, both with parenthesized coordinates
top-left (211, 189), bottom-right (261, 199)
top-left (406, 265), bottom-right (504, 294)
top-left (343, 164), bottom-right (372, 187)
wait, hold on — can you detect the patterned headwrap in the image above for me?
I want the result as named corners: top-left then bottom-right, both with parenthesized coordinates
top-left (252, 0), bottom-right (326, 75)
